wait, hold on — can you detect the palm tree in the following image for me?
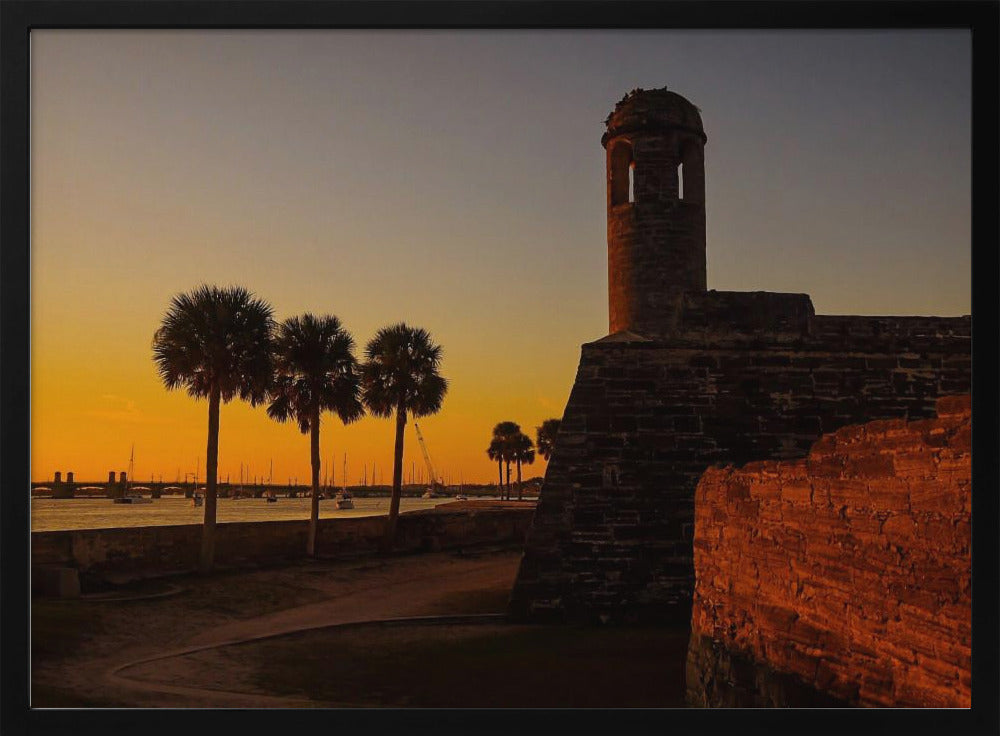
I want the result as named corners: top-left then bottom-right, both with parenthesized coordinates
top-left (511, 431), bottom-right (535, 501)
top-left (489, 421), bottom-right (520, 500)
top-left (361, 323), bottom-right (447, 551)
top-left (152, 285), bottom-right (274, 572)
top-left (486, 437), bottom-right (505, 498)
top-left (267, 314), bottom-right (363, 557)
top-left (536, 418), bottom-right (562, 462)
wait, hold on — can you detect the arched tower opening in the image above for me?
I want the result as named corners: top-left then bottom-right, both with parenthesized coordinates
top-left (602, 87), bottom-right (708, 336)
top-left (679, 138), bottom-right (705, 205)
top-left (609, 140), bottom-right (634, 207)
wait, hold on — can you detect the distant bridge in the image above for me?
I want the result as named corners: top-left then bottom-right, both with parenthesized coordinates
top-left (31, 473), bottom-right (307, 500)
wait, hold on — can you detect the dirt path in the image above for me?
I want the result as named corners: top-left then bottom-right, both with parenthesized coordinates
top-left (33, 549), bottom-right (522, 708)
top-left (182, 555), bottom-right (513, 647)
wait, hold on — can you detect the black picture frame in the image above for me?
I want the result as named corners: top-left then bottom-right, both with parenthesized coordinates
top-left (2, 2), bottom-right (997, 734)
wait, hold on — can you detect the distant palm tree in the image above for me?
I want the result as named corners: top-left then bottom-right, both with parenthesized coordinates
top-left (152, 285), bottom-right (274, 572)
top-left (536, 418), bottom-right (562, 462)
top-left (486, 437), bottom-right (505, 498)
top-left (361, 323), bottom-right (447, 551)
top-left (490, 421), bottom-right (520, 501)
top-left (511, 431), bottom-right (535, 501)
top-left (267, 314), bottom-right (364, 557)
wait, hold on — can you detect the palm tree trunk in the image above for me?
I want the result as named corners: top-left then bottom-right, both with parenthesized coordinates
top-left (505, 461), bottom-right (511, 501)
top-left (517, 459), bottom-right (523, 501)
top-left (307, 406), bottom-right (321, 557)
top-left (381, 404), bottom-right (406, 552)
top-left (200, 384), bottom-right (221, 573)
top-left (497, 460), bottom-right (503, 498)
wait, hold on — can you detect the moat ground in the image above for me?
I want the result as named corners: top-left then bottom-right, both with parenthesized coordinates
top-left (32, 546), bottom-right (689, 708)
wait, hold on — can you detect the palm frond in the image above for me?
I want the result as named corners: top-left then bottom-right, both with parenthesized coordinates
top-left (511, 431), bottom-right (536, 464)
top-left (361, 322), bottom-right (447, 420)
top-left (267, 312), bottom-right (363, 433)
top-left (536, 417), bottom-right (562, 461)
top-left (152, 284), bottom-right (275, 403)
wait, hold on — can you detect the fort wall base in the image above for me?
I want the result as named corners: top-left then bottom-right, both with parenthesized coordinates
top-left (685, 633), bottom-right (850, 707)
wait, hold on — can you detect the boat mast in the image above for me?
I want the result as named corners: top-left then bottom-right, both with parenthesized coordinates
top-left (127, 444), bottom-right (134, 494)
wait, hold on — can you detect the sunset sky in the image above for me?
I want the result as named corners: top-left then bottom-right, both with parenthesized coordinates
top-left (30, 30), bottom-right (971, 484)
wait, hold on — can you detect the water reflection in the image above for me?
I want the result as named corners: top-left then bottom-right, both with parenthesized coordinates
top-left (30, 496), bottom-right (490, 532)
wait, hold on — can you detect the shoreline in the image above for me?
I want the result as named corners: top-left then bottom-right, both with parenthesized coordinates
top-left (30, 496), bottom-right (537, 533)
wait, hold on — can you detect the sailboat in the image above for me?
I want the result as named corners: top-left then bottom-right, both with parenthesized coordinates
top-left (113, 444), bottom-right (152, 504)
top-left (263, 459), bottom-right (275, 502)
top-left (334, 453), bottom-right (353, 509)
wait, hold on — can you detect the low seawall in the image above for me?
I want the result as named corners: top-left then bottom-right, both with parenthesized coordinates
top-left (688, 395), bottom-right (971, 708)
top-left (32, 505), bottom-right (534, 588)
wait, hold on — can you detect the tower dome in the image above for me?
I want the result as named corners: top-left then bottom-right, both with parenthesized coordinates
top-left (602, 87), bottom-right (706, 147)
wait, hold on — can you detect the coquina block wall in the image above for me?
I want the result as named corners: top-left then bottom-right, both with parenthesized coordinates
top-left (687, 395), bottom-right (971, 708)
top-left (506, 87), bottom-right (971, 624)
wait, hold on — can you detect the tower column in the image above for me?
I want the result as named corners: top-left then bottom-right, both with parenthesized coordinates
top-left (603, 88), bottom-right (707, 337)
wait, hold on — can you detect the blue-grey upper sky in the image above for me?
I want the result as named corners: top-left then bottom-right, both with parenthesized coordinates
top-left (34, 31), bottom-right (970, 322)
top-left (31, 30), bottom-right (971, 481)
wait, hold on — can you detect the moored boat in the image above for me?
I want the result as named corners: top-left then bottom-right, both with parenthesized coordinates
top-left (113, 494), bottom-right (152, 505)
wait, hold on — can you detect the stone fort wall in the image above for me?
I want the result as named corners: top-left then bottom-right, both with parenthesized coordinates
top-left (687, 395), bottom-right (971, 707)
top-left (508, 303), bottom-right (970, 624)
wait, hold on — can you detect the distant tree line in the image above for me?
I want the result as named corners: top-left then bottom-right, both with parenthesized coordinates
top-left (486, 417), bottom-right (561, 501)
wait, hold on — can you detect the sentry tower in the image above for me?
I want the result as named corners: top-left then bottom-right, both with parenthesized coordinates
top-left (603, 87), bottom-right (707, 336)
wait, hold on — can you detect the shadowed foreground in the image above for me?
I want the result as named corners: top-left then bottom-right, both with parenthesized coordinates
top-left (124, 622), bottom-right (689, 708)
top-left (32, 546), bottom-right (688, 708)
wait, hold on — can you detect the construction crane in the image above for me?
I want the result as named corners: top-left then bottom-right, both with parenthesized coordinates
top-left (414, 423), bottom-right (445, 495)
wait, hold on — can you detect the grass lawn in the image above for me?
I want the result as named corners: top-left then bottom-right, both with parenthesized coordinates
top-left (229, 622), bottom-right (691, 707)
top-left (31, 600), bottom-right (106, 663)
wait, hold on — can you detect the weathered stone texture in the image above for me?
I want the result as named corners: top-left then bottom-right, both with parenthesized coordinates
top-left (508, 317), bottom-right (970, 624)
top-left (685, 632), bottom-right (850, 707)
top-left (688, 396), bottom-right (971, 707)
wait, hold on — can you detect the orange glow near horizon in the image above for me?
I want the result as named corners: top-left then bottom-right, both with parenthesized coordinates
top-left (30, 291), bottom-right (575, 484)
